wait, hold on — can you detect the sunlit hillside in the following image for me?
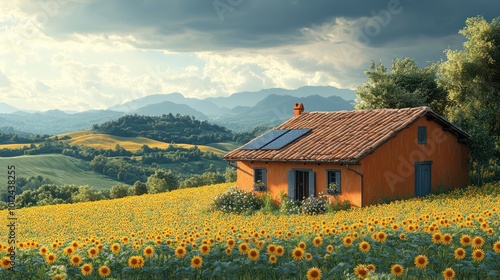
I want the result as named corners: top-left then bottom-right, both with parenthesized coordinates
top-left (0, 182), bottom-right (499, 279)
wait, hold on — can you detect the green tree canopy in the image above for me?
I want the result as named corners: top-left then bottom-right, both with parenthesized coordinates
top-left (355, 57), bottom-right (448, 115)
top-left (437, 16), bottom-right (500, 185)
top-left (146, 169), bottom-right (179, 194)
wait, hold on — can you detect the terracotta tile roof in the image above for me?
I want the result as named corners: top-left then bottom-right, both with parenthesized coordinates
top-left (223, 106), bottom-right (469, 163)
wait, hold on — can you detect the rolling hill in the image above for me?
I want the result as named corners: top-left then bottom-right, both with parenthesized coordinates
top-left (58, 130), bottom-right (239, 155)
top-left (0, 154), bottom-right (123, 190)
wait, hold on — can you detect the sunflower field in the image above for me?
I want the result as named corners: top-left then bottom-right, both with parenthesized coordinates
top-left (0, 181), bottom-right (499, 279)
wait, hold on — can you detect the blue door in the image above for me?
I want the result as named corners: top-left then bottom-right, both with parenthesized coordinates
top-left (415, 161), bottom-right (432, 197)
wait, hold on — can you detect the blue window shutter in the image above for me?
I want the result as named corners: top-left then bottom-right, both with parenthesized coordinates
top-left (308, 170), bottom-right (315, 197)
top-left (335, 171), bottom-right (341, 192)
top-left (262, 169), bottom-right (267, 188)
top-left (418, 126), bottom-right (427, 144)
top-left (288, 170), bottom-right (296, 200)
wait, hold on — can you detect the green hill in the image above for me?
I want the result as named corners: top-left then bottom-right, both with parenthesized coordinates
top-left (0, 154), bottom-right (123, 190)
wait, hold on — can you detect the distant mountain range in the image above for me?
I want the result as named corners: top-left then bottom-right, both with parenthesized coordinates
top-left (0, 86), bottom-right (355, 135)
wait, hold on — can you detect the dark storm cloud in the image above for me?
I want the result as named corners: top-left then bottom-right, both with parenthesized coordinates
top-left (20, 0), bottom-right (500, 51)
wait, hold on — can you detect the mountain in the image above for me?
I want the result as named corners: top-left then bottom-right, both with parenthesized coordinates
top-left (212, 94), bottom-right (354, 132)
top-left (0, 102), bottom-right (20, 114)
top-left (205, 86), bottom-right (356, 109)
top-left (109, 93), bottom-right (227, 118)
top-left (132, 101), bottom-right (208, 120)
top-left (0, 110), bottom-right (125, 135)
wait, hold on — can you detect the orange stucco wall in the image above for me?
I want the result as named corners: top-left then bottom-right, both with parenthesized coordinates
top-left (236, 161), bottom-right (362, 206)
top-left (234, 116), bottom-right (469, 207)
top-left (360, 117), bottom-right (469, 205)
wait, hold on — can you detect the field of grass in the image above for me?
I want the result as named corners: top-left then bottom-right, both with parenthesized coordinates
top-left (0, 143), bottom-right (38, 149)
top-left (0, 154), bottom-right (123, 190)
top-left (0, 182), bottom-right (499, 279)
top-left (59, 130), bottom-right (231, 155)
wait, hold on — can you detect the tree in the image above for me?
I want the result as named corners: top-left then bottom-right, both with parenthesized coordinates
top-left (110, 184), bottom-right (130, 199)
top-left (355, 57), bottom-right (448, 115)
top-left (72, 186), bottom-right (106, 202)
top-left (224, 167), bottom-right (237, 183)
top-left (438, 16), bottom-right (500, 184)
top-left (130, 181), bottom-right (148, 196)
top-left (146, 169), bottom-right (179, 194)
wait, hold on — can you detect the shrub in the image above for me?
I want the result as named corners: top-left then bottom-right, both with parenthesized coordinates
top-left (261, 193), bottom-right (277, 213)
top-left (211, 186), bottom-right (262, 214)
top-left (279, 192), bottom-right (302, 215)
top-left (327, 197), bottom-right (352, 212)
top-left (301, 193), bottom-right (328, 215)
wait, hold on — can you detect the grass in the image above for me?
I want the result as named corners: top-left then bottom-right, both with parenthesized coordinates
top-left (59, 130), bottom-right (231, 155)
top-left (0, 154), bottom-right (123, 190)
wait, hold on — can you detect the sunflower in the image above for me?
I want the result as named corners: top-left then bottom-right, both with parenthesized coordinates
top-left (175, 246), bottom-right (186, 258)
top-left (81, 263), bottom-right (93, 276)
top-left (391, 264), bottom-right (404, 277)
top-left (128, 256), bottom-right (144, 269)
top-left (248, 248), bottom-right (259, 261)
top-left (440, 233), bottom-right (452, 245)
top-left (292, 247), bottom-right (304, 261)
top-left (376, 231), bottom-right (387, 243)
top-left (46, 253), bottom-right (57, 264)
top-left (200, 244), bottom-right (210, 255)
top-left (238, 243), bottom-right (249, 254)
top-left (88, 247), bottom-right (98, 258)
top-left (39, 246), bottom-right (49, 256)
top-left (306, 267), bottom-right (322, 280)
top-left (353, 264), bottom-right (368, 279)
top-left (343, 236), bottom-right (353, 247)
top-left (432, 233), bottom-right (442, 244)
top-left (52, 274), bottom-right (64, 280)
top-left (225, 248), bottom-right (232, 255)
top-left (414, 255), bottom-right (429, 269)
top-left (399, 233), bottom-right (407, 240)
top-left (0, 257), bottom-right (11, 269)
top-left (191, 255), bottom-right (203, 269)
top-left (70, 255), bottom-right (82, 266)
top-left (366, 264), bottom-right (376, 272)
top-left (359, 241), bottom-right (370, 253)
top-left (227, 239), bottom-right (235, 248)
top-left (454, 248), bottom-right (466, 260)
top-left (298, 241), bottom-right (307, 250)
top-left (326, 245), bottom-right (334, 253)
top-left (143, 246), bottom-right (154, 258)
top-left (71, 241), bottom-right (79, 249)
top-left (472, 249), bottom-right (484, 262)
top-left (442, 267), bottom-right (455, 280)
top-left (110, 243), bottom-right (121, 254)
top-left (276, 246), bottom-right (285, 256)
top-left (460, 235), bottom-right (472, 246)
top-left (305, 253), bottom-right (313, 261)
top-left (267, 244), bottom-right (277, 255)
top-left (493, 241), bottom-right (500, 254)
top-left (269, 255), bottom-right (277, 264)
top-left (98, 266), bottom-right (111, 278)
top-left (471, 236), bottom-right (484, 248)
top-left (313, 237), bottom-right (323, 247)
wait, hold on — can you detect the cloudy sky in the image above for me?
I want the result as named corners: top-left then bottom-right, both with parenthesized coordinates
top-left (0, 0), bottom-right (498, 111)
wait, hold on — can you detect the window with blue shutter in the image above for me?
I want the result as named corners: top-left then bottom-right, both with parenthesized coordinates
top-left (418, 126), bottom-right (427, 144)
top-left (327, 170), bottom-right (341, 194)
top-left (253, 168), bottom-right (266, 191)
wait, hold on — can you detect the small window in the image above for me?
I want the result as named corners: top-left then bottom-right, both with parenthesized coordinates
top-left (418, 126), bottom-right (427, 144)
top-left (253, 168), bottom-right (267, 191)
top-left (327, 170), bottom-right (341, 195)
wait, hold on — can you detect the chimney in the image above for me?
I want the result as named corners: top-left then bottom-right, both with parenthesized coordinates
top-left (294, 103), bottom-right (304, 117)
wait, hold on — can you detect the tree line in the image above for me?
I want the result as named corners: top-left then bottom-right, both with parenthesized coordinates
top-left (355, 16), bottom-right (500, 186)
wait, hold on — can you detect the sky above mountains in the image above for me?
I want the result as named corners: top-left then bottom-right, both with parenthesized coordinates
top-left (1, 0), bottom-right (499, 111)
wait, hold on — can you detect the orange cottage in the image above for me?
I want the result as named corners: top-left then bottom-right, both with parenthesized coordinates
top-left (223, 104), bottom-right (469, 207)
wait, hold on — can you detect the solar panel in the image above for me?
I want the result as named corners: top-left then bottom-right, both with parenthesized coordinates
top-left (240, 129), bottom-right (290, 149)
top-left (261, 129), bottom-right (311, 150)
